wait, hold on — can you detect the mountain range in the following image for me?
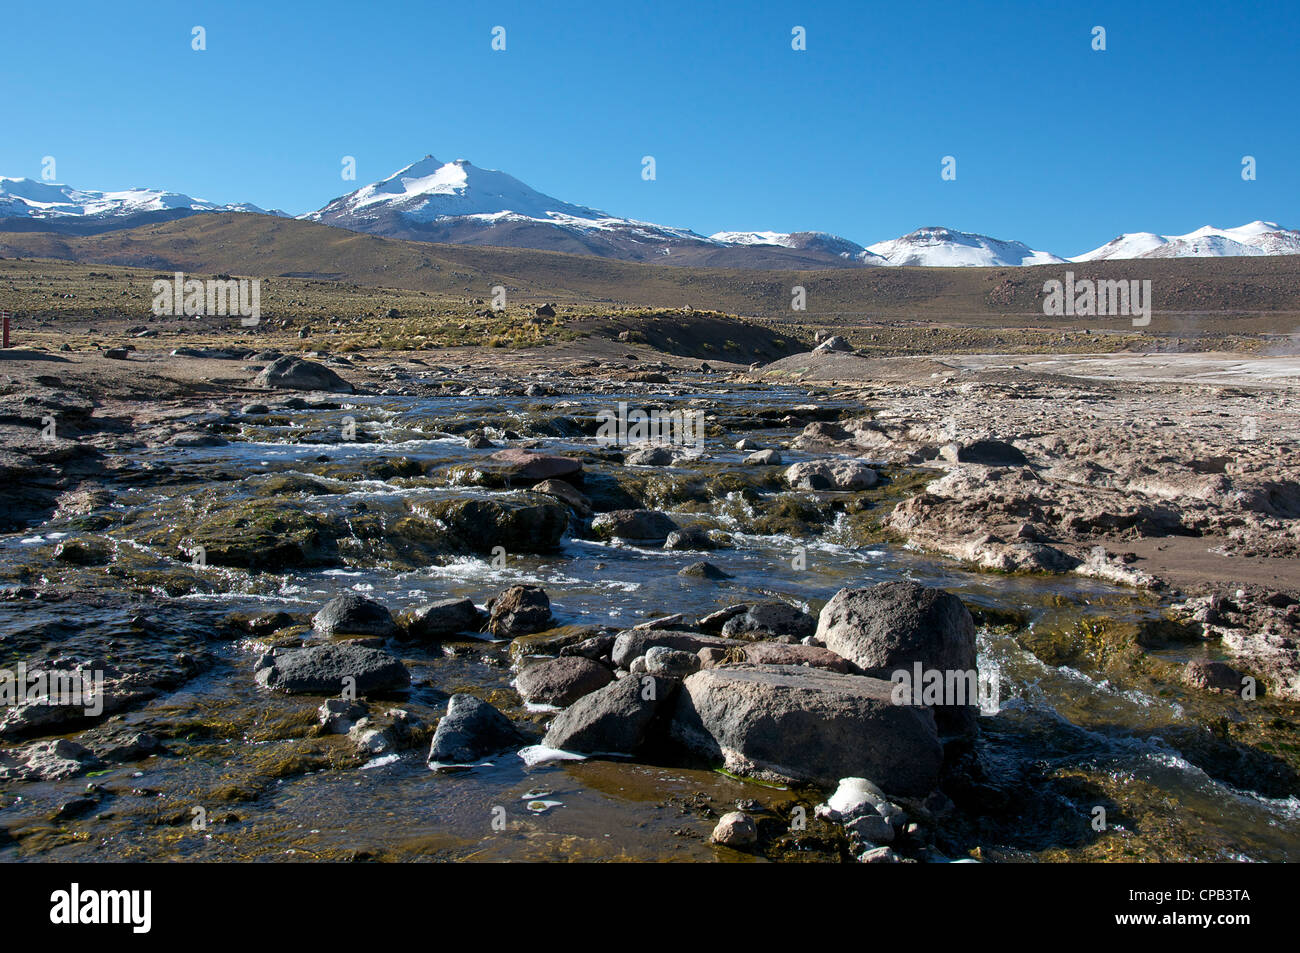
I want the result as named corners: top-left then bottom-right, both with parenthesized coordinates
top-left (2, 157), bottom-right (1295, 268)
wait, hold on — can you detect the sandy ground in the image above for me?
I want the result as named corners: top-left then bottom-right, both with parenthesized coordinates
top-left (947, 351), bottom-right (1300, 389)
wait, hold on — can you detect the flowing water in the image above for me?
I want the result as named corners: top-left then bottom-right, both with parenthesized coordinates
top-left (2, 379), bottom-right (1297, 861)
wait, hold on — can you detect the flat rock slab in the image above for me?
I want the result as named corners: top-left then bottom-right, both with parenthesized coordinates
top-left (669, 664), bottom-right (942, 796)
top-left (740, 641), bottom-right (853, 673)
top-left (255, 643), bottom-right (410, 695)
top-left (0, 739), bottom-right (103, 782)
top-left (489, 449), bottom-right (582, 482)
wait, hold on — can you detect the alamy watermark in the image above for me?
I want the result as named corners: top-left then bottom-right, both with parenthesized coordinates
top-left (1042, 271), bottom-right (1151, 327)
top-left (50, 883), bottom-right (151, 933)
top-left (890, 663), bottom-right (1000, 716)
top-left (1, 662), bottom-right (104, 717)
top-left (152, 271), bottom-right (260, 326)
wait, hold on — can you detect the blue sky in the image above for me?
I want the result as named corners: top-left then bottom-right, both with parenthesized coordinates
top-left (4, 0), bottom-right (1295, 256)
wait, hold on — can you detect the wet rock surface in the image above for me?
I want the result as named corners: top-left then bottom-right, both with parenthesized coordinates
top-left (428, 694), bottom-right (523, 764)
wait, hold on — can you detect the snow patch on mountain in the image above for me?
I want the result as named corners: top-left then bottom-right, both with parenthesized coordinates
top-left (309, 155), bottom-right (608, 223)
top-left (1071, 221), bottom-right (1300, 261)
top-left (866, 227), bottom-right (1065, 267)
top-left (0, 176), bottom-right (274, 219)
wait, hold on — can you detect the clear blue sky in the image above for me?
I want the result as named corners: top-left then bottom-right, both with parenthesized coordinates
top-left (4, 0), bottom-right (1295, 256)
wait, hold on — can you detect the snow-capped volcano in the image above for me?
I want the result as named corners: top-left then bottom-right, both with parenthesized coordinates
top-left (0, 176), bottom-right (275, 220)
top-left (303, 155), bottom-right (740, 263)
top-left (1071, 221), bottom-right (1300, 261)
top-left (866, 226), bottom-right (1066, 267)
top-left (306, 155), bottom-right (609, 224)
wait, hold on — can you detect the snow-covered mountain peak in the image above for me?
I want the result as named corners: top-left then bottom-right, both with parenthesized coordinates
top-left (867, 226), bottom-right (1065, 267)
top-left (0, 176), bottom-right (272, 219)
top-left (1071, 221), bottom-right (1300, 261)
top-left (313, 156), bottom-right (608, 223)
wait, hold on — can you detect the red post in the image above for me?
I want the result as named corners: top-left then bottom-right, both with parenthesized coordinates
top-left (1, 311), bottom-right (9, 349)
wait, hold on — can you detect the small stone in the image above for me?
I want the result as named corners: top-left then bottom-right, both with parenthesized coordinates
top-left (844, 813), bottom-right (895, 845)
top-left (678, 561), bottom-right (733, 580)
top-left (644, 646), bottom-right (701, 678)
top-left (710, 811), bottom-right (758, 848)
top-left (857, 846), bottom-right (899, 864)
top-left (827, 777), bottom-right (889, 819)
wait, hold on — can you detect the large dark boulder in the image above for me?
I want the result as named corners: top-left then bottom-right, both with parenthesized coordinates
top-left (254, 643), bottom-right (410, 695)
top-left (669, 665), bottom-right (942, 796)
top-left (314, 593), bottom-right (397, 639)
top-left (399, 598), bottom-right (483, 640)
top-left (541, 674), bottom-right (678, 754)
top-left (427, 694), bottom-right (522, 764)
top-left (815, 581), bottom-right (978, 735)
top-left (413, 494), bottom-right (567, 554)
top-left (720, 601), bottom-right (817, 641)
top-left (486, 585), bottom-right (552, 637)
top-left (489, 449), bottom-right (582, 484)
top-left (591, 509), bottom-right (679, 544)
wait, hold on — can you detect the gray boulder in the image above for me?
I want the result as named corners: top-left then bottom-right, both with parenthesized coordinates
top-left (541, 674), bottom-right (678, 754)
top-left (399, 598), bottom-right (483, 640)
top-left (815, 581), bottom-right (978, 735)
top-left (669, 665), bottom-right (942, 796)
top-left (428, 694), bottom-right (522, 764)
top-left (784, 459), bottom-right (877, 491)
top-left (814, 335), bottom-right (853, 353)
top-left (624, 444), bottom-right (683, 467)
top-left (591, 509), bottom-right (679, 544)
top-left (314, 593), bottom-right (397, 638)
top-left (253, 356), bottom-right (354, 393)
top-left (745, 448), bottom-right (783, 465)
top-left (711, 811), bottom-right (758, 848)
top-left (515, 656), bottom-right (614, 707)
top-left (644, 646), bottom-right (702, 678)
top-left (664, 526), bottom-right (717, 551)
top-left (486, 585), bottom-right (552, 637)
top-left (254, 643), bottom-right (410, 695)
top-left (678, 561), bottom-right (733, 580)
top-left (611, 629), bottom-right (741, 669)
top-left (720, 601), bottom-right (816, 641)
top-left (532, 479), bottom-right (593, 517)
